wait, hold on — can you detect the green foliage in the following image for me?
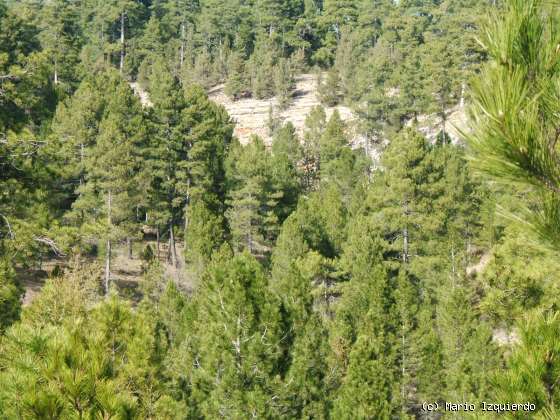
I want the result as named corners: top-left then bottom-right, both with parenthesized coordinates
top-left (494, 312), bottom-right (560, 418)
top-left (0, 274), bottom-right (177, 419)
top-left (273, 57), bottom-right (295, 109)
top-left (0, 1), bottom-right (550, 418)
top-left (468, 0), bottom-right (560, 247)
top-left (0, 260), bottom-right (22, 333)
top-left (0, 4), bottom-right (54, 131)
top-left (225, 49), bottom-right (249, 99)
top-left (226, 137), bottom-right (288, 255)
top-left (479, 227), bottom-right (560, 324)
top-left (146, 61), bottom-right (232, 267)
top-left (318, 68), bottom-right (342, 107)
top-left (185, 200), bottom-right (225, 268)
top-left (168, 253), bottom-right (284, 417)
top-left (248, 35), bottom-right (278, 99)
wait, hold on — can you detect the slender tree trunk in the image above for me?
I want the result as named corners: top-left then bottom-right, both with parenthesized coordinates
top-left (403, 226), bottom-right (409, 263)
top-left (156, 227), bottom-right (160, 261)
top-left (120, 12), bottom-right (125, 75)
top-left (180, 22), bottom-right (186, 68)
top-left (127, 237), bottom-right (132, 259)
top-left (101, 22), bottom-right (105, 65)
top-left (54, 57), bottom-right (58, 85)
top-left (441, 102), bottom-right (447, 138)
top-left (403, 200), bottom-right (409, 264)
top-left (79, 143), bottom-right (85, 186)
top-left (170, 224), bottom-right (178, 267)
top-left (401, 324), bottom-right (407, 413)
top-left (247, 231), bottom-right (253, 255)
top-left (105, 239), bottom-right (112, 294)
top-left (451, 245), bottom-right (456, 289)
top-left (105, 191), bottom-right (112, 295)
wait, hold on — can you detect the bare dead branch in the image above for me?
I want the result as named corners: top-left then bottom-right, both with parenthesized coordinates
top-left (0, 74), bottom-right (18, 81)
top-left (33, 236), bottom-right (66, 256)
top-left (0, 213), bottom-right (14, 239)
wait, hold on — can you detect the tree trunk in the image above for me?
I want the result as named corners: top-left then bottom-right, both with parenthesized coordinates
top-left (54, 57), bottom-right (58, 85)
top-left (441, 102), bottom-right (447, 138)
top-left (451, 245), bottom-right (456, 289)
top-left (180, 22), bottom-right (185, 68)
top-left (403, 226), bottom-right (409, 263)
top-left (170, 224), bottom-right (178, 267)
top-left (127, 237), bottom-right (132, 259)
top-left (401, 324), bottom-right (406, 412)
top-left (105, 190), bottom-right (112, 295)
top-left (167, 235), bottom-right (172, 261)
top-left (156, 227), bottom-right (160, 261)
top-left (120, 12), bottom-right (125, 75)
top-left (79, 143), bottom-right (85, 186)
top-left (403, 200), bottom-right (409, 264)
top-left (105, 239), bottom-right (111, 295)
top-left (101, 22), bottom-right (105, 65)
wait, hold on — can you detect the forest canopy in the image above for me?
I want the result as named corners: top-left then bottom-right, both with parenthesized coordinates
top-left (2, 0), bottom-right (560, 419)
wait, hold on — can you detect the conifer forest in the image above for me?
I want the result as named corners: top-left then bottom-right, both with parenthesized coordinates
top-left (2, 0), bottom-right (560, 418)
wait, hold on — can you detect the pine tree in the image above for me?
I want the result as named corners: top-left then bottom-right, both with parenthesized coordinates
top-left (147, 62), bottom-right (233, 266)
top-left (281, 313), bottom-right (331, 418)
top-left (318, 110), bottom-right (362, 192)
top-left (51, 73), bottom-right (112, 217)
top-left (302, 105), bottom-right (326, 191)
top-left (271, 185), bottom-right (347, 319)
top-left (470, 3), bottom-right (560, 416)
top-left (0, 4), bottom-right (54, 131)
top-left (330, 214), bottom-right (404, 417)
top-left (182, 85), bottom-right (233, 263)
top-left (184, 253), bottom-right (284, 417)
top-left (468, 0), bottom-right (560, 247)
top-left (318, 68), bottom-right (342, 106)
top-left (0, 293), bottom-right (177, 418)
top-left (146, 59), bottom-right (189, 267)
top-left (38, 0), bottom-right (83, 91)
top-left (72, 72), bottom-right (145, 293)
top-left (332, 314), bottom-right (397, 419)
top-left (273, 57), bottom-right (295, 109)
top-left (479, 226), bottom-right (560, 324)
top-left (249, 34), bottom-right (278, 99)
top-left (494, 312), bottom-right (560, 418)
top-left (136, 15), bottom-right (165, 85)
top-left (225, 49), bottom-right (249, 100)
top-left (436, 272), bottom-right (498, 404)
top-left (106, 0), bottom-right (147, 74)
top-left (158, 0), bottom-right (199, 69)
top-left (184, 200), bottom-right (224, 269)
top-left (271, 122), bottom-right (302, 223)
top-left (225, 137), bottom-right (282, 255)
top-left (0, 259), bottom-right (22, 333)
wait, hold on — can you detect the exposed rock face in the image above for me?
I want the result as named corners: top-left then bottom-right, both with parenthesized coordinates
top-left (492, 327), bottom-right (520, 347)
top-left (130, 82), bottom-right (153, 107)
top-left (208, 74), bottom-right (359, 145)
top-left (130, 74), bottom-right (467, 165)
top-left (406, 104), bottom-right (469, 144)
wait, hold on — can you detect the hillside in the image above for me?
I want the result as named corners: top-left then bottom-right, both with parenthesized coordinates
top-left (208, 73), bottom-right (468, 160)
top-left (208, 74), bottom-right (358, 146)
